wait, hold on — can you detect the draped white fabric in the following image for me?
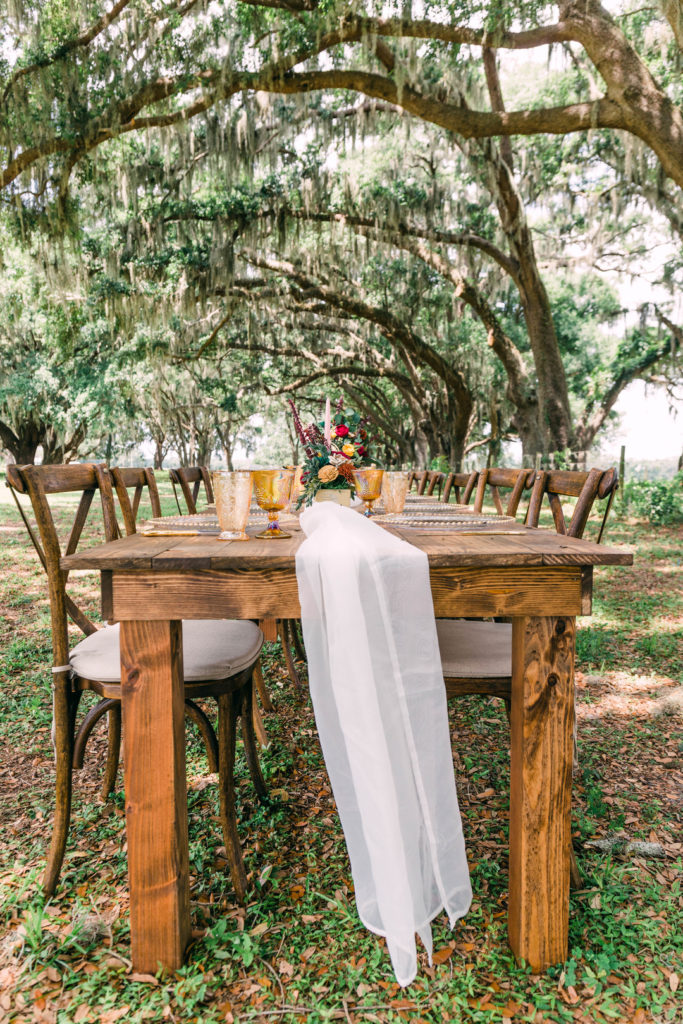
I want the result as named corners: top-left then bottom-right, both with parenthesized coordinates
top-left (296, 503), bottom-right (471, 986)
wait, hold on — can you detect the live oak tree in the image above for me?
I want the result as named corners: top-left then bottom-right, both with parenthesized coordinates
top-left (0, 233), bottom-right (132, 463)
top-left (2, 0), bottom-right (682, 459)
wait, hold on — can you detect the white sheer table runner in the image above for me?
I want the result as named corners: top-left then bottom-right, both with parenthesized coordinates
top-left (296, 503), bottom-right (471, 986)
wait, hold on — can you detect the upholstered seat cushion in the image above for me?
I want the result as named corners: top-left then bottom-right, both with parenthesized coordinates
top-left (70, 619), bottom-right (263, 683)
top-left (436, 620), bottom-right (511, 678)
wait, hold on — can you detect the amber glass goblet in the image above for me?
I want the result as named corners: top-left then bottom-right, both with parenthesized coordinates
top-left (353, 467), bottom-right (384, 517)
top-left (212, 471), bottom-right (252, 541)
top-left (252, 469), bottom-right (294, 539)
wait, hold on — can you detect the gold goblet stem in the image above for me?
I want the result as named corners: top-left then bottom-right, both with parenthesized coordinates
top-left (264, 508), bottom-right (286, 537)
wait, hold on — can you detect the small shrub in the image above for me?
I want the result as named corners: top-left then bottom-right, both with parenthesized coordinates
top-left (624, 474), bottom-right (683, 525)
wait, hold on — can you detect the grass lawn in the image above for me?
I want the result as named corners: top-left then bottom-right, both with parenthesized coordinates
top-left (0, 478), bottom-right (681, 1024)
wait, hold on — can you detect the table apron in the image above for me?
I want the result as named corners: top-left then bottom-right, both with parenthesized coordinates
top-left (103, 565), bottom-right (588, 620)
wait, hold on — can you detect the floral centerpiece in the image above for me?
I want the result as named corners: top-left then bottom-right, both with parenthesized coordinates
top-left (289, 397), bottom-right (380, 508)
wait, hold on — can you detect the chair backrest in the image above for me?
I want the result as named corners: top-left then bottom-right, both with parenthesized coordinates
top-left (525, 467), bottom-right (619, 542)
top-left (442, 471), bottom-right (478, 505)
top-left (110, 466), bottom-right (162, 536)
top-left (168, 466), bottom-right (214, 514)
top-left (407, 469), bottom-right (429, 494)
top-left (5, 463), bottom-right (120, 668)
top-left (473, 467), bottom-right (536, 517)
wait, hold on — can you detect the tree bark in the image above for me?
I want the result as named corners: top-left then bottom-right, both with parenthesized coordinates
top-left (0, 420), bottom-right (42, 464)
top-left (478, 52), bottom-right (572, 453)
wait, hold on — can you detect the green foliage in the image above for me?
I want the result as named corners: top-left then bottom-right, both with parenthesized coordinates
top-left (624, 475), bottom-right (683, 525)
top-left (0, 229), bottom-right (132, 462)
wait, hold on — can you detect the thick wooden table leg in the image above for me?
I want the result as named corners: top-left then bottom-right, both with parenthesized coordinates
top-left (120, 620), bottom-right (191, 973)
top-left (509, 615), bottom-right (575, 971)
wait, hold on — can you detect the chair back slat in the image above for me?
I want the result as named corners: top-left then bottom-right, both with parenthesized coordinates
top-left (548, 491), bottom-right (568, 534)
top-left (132, 487), bottom-right (142, 521)
top-left (473, 467), bottom-right (534, 517)
top-left (93, 463), bottom-right (121, 542)
top-left (489, 485), bottom-right (505, 516)
top-left (566, 468), bottom-right (603, 538)
top-left (200, 466), bottom-right (214, 503)
top-left (415, 470), bottom-right (430, 495)
top-left (525, 467), bottom-right (618, 541)
top-left (442, 471), bottom-right (478, 505)
top-left (596, 482), bottom-right (618, 544)
top-left (111, 467), bottom-right (162, 535)
top-left (169, 466), bottom-right (213, 514)
top-left (425, 471), bottom-right (445, 498)
top-left (64, 490), bottom-right (95, 556)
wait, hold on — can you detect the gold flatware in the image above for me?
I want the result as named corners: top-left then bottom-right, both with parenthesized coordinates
top-left (140, 528), bottom-right (201, 536)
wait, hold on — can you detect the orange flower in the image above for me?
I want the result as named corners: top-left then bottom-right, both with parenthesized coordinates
top-left (342, 443), bottom-right (356, 456)
top-left (337, 460), bottom-right (355, 483)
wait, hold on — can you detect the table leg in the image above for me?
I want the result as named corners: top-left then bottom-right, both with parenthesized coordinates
top-left (120, 620), bottom-right (191, 973)
top-left (508, 615), bottom-right (575, 971)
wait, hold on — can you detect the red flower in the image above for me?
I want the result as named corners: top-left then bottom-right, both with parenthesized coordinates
top-left (357, 445), bottom-right (367, 456)
top-left (334, 424), bottom-right (349, 437)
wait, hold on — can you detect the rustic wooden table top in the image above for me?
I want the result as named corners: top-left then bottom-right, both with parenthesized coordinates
top-left (61, 520), bottom-right (633, 572)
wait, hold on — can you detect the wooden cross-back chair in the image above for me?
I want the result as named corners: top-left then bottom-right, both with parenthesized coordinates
top-left (525, 467), bottom-right (619, 543)
top-left (6, 462), bottom-right (266, 903)
top-left (437, 465), bottom-right (619, 887)
top-left (473, 466), bottom-right (536, 517)
top-left (110, 465), bottom-right (273, 746)
top-left (438, 466), bottom-right (619, 707)
top-left (442, 471), bottom-right (478, 505)
top-left (169, 466), bottom-right (214, 514)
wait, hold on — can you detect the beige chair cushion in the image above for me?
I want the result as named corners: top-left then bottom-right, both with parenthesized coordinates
top-left (436, 620), bottom-right (511, 678)
top-left (70, 620), bottom-right (263, 683)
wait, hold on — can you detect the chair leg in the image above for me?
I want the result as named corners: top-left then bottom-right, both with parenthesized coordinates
top-left (290, 619), bottom-right (306, 663)
top-left (253, 659), bottom-right (273, 712)
top-left (278, 619), bottom-right (304, 691)
top-left (44, 684), bottom-right (80, 897)
top-left (185, 699), bottom-right (219, 773)
top-left (100, 704), bottom-right (121, 801)
top-left (240, 682), bottom-right (268, 802)
top-left (72, 697), bottom-right (119, 769)
top-left (217, 692), bottom-right (248, 903)
top-left (251, 681), bottom-right (270, 750)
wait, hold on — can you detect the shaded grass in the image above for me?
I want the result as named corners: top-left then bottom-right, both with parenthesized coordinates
top-left (0, 481), bottom-right (681, 1023)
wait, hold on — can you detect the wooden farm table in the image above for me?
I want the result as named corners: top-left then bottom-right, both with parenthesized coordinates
top-left (61, 522), bottom-right (632, 975)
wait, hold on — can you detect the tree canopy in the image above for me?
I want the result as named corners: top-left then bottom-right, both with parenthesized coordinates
top-left (1, 1), bottom-right (681, 464)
